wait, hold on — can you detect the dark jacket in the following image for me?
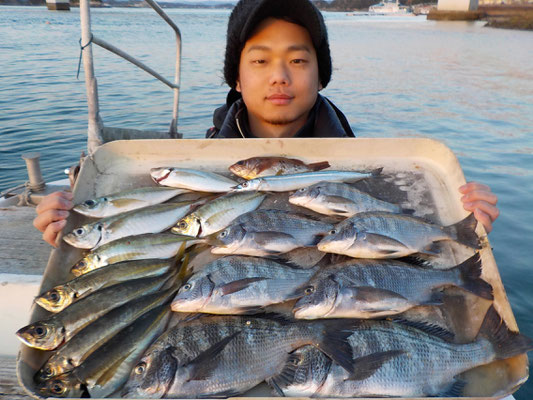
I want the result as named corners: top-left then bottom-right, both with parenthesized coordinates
top-left (206, 92), bottom-right (355, 139)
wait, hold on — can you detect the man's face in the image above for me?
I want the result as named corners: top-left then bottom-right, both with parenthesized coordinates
top-left (236, 18), bottom-right (322, 138)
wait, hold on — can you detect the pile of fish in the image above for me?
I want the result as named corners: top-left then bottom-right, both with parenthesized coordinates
top-left (17, 156), bottom-right (533, 399)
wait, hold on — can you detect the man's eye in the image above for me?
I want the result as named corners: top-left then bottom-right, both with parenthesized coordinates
top-left (291, 59), bottom-right (308, 64)
top-left (252, 59), bottom-right (266, 64)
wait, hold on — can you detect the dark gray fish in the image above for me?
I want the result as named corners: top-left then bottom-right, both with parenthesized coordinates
top-left (293, 253), bottom-right (492, 319)
top-left (122, 315), bottom-right (355, 398)
top-left (270, 306), bottom-right (533, 397)
top-left (318, 211), bottom-right (480, 259)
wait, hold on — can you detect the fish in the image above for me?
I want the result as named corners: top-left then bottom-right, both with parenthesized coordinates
top-left (292, 253), bottom-right (493, 320)
top-left (231, 169), bottom-right (382, 192)
top-left (171, 256), bottom-right (317, 314)
top-left (229, 156), bottom-right (330, 180)
top-left (205, 209), bottom-right (333, 257)
top-left (150, 167), bottom-right (237, 192)
top-left (73, 186), bottom-right (186, 218)
top-left (35, 287), bottom-right (177, 382)
top-left (171, 192), bottom-right (266, 237)
top-left (35, 258), bottom-right (174, 313)
top-left (270, 306), bottom-right (533, 398)
top-left (122, 314), bottom-right (355, 398)
top-left (70, 233), bottom-right (196, 276)
top-left (317, 211), bottom-right (480, 259)
top-left (64, 201), bottom-right (201, 249)
top-left (16, 273), bottom-right (172, 351)
top-left (288, 181), bottom-right (405, 217)
top-left (37, 304), bottom-right (171, 399)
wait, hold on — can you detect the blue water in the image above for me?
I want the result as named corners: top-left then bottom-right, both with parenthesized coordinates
top-left (1, 6), bottom-right (532, 398)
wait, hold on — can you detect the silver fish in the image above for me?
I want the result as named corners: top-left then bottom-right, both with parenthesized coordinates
top-left (318, 212), bottom-right (480, 259)
top-left (122, 315), bottom-right (355, 398)
top-left (171, 192), bottom-right (265, 238)
top-left (17, 273), bottom-right (172, 351)
top-left (73, 186), bottom-right (186, 218)
top-left (64, 201), bottom-right (200, 249)
top-left (38, 304), bottom-right (171, 399)
top-left (289, 181), bottom-right (403, 217)
top-left (293, 254), bottom-right (492, 320)
top-left (35, 287), bottom-right (176, 382)
top-left (271, 306), bottom-right (533, 398)
top-left (232, 169), bottom-right (381, 192)
top-left (206, 209), bottom-right (333, 256)
top-left (171, 256), bottom-right (317, 314)
top-left (35, 258), bottom-right (174, 313)
top-left (151, 167), bottom-right (237, 192)
top-left (70, 233), bottom-right (196, 276)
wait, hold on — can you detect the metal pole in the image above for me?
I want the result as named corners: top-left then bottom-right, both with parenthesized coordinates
top-left (22, 152), bottom-right (46, 191)
top-left (80, 0), bottom-right (104, 154)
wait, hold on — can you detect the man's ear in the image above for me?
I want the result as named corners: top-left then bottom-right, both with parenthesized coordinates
top-left (318, 82), bottom-right (323, 91)
top-left (236, 79), bottom-right (242, 93)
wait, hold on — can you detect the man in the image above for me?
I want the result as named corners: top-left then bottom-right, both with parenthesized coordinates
top-left (33, 0), bottom-right (499, 246)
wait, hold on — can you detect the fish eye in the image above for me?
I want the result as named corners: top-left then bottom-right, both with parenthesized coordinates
top-left (50, 380), bottom-right (66, 394)
top-left (84, 199), bottom-right (96, 207)
top-left (178, 221), bottom-right (188, 230)
top-left (102, 197), bottom-right (108, 202)
top-left (236, 161), bottom-right (244, 165)
top-left (304, 286), bottom-right (315, 295)
top-left (49, 291), bottom-right (60, 302)
top-left (96, 224), bottom-right (103, 231)
top-left (75, 228), bottom-right (84, 236)
top-left (219, 230), bottom-right (228, 238)
top-left (241, 181), bottom-right (249, 188)
top-left (78, 260), bottom-right (86, 268)
top-left (298, 187), bottom-right (307, 192)
top-left (134, 362), bottom-right (146, 375)
top-left (44, 366), bottom-right (53, 375)
top-left (34, 325), bottom-right (47, 338)
top-left (329, 229), bottom-right (337, 235)
top-left (182, 283), bottom-right (192, 291)
top-left (291, 356), bottom-right (303, 366)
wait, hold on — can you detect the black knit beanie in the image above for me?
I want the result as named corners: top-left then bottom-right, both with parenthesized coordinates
top-left (224, 0), bottom-right (332, 90)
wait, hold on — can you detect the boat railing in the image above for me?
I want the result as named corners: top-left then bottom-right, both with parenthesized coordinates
top-left (79, 0), bottom-right (182, 155)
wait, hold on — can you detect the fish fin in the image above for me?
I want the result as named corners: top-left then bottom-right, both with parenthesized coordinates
top-left (392, 318), bottom-right (455, 342)
top-left (443, 213), bottom-right (481, 249)
top-left (276, 248), bottom-right (326, 270)
top-left (197, 389), bottom-right (243, 398)
top-left (370, 167), bottom-right (383, 177)
top-left (275, 170), bottom-right (284, 176)
top-left (94, 348), bottom-right (135, 386)
top-left (323, 195), bottom-right (351, 206)
top-left (478, 305), bottom-right (533, 359)
top-left (421, 242), bottom-right (442, 256)
top-left (455, 253), bottom-right (493, 300)
top-left (361, 233), bottom-right (411, 256)
top-left (425, 290), bottom-right (444, 305)
top-left (396, 255), bottom-right (435, 269)
top-left (186, 331), bottom-right (241, 381)
top-left (253, 232), bottom-right (299, 249)
top-left (232, 306), bottom-right (265, 315)
top-left (439, 378), bottom-right (467, 397)
top-left (347, 350), bottom-right (405, 381)
top-left (308, 161), bottom-right (331, 172)
top-left (219, 277), bottom-right (270, 295)
top-left (267, 351), bottom-right (306, 395)
top-left (318, 320), bottom-right (356, 375)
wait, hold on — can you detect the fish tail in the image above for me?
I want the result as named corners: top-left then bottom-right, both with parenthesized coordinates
top-left (456, 253), bottom-right (493, 300)
top-left (370, 167), bottom-right (383, 177)
top-left (308, 161), bottom-right (331, 172)
top-left (315, 320), bottom-right (355, 375)
top-left (444, 213), bottom-right (481, 249)
top-left (478, 305), bottom-right (533, 360)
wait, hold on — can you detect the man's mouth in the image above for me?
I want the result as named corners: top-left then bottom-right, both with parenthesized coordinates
top-left (267, 94), bottom-right (293, 105)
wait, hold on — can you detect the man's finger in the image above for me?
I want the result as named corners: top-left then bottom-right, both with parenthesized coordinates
top-left (36, 192), bottom-right (73, 214)
top-left (473, 208), bottom-right (493, 234)
top-left (33, 209), bottom-right (70, 232)
top-left (461, 190), bottom-right (498, 206)
top-left (459, 182), bottom-right (491, 194)
top-left (42, 220), bottom-right (67, 247)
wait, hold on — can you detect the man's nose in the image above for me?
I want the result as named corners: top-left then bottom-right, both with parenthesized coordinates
top-left (269, 61), bottom-right (290, 85)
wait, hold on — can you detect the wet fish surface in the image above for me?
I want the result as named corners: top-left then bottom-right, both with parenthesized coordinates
top-left (318, 211), bottom-right (480, 259)
top-left (73, 187), bottom-right (186, 218)
top-left (288, 181), bottom-right (405, 217)
top-left (292, 253), bottom-right (493, 319)
top-left (35, 258), bottom-right (174, 313)
top-left (64, 201), bottom-right (199, 249)
top-left (229, 156), bottom-right (330, 180)
top-left (122, 314), bottom-right (355, 398)
top-left (171, 192), bottom-right (265, 238)
top-left (271, 306), bottom-right (533, 397)
top-left (232, 169), bottom-right (382, 192)
top-left (171, 256), bottom-right (317, 314)
top-left (151, 167), bottom-right (237, 192)
top-left (206, 209), bottom-right (333, 256)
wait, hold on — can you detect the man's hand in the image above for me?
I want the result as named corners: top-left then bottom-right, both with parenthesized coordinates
top-left (459, 182), bottom-right (499, 234)
top-left (33, 191), bottom-right (73, 247)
